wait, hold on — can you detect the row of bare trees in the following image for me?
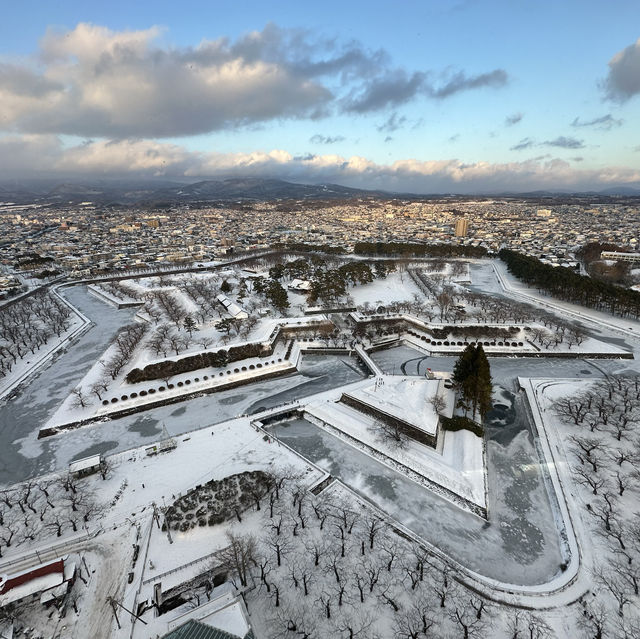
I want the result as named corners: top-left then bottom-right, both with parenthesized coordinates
top-left (554, 375), bottom-right (640, 629)
top-left (0, 290), bottom-right (73, 379)
top-left (97, 281), bottom-right (141, 303)
top-left (68, 322), bottom-right (148, 408)
top-left (0, 466), bottom-right (110, 557)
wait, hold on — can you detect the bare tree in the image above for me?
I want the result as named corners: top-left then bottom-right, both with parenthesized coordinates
top-left (576, 601), bottom-right (610, 638)
top-left (370, 419), bottom-right (408, 450)
top-left (428, 393), bottom-right (447, 415)
top-left (218, 531), bottom-right (257, 588)
top-left (70, 386), bottom-right (89, 409)
top-left (594, 564), bottom-right (633, 616)
top-left (447, 588), bottom-right (490, 639)
top-left (505, 610), bottom-right (554, 639)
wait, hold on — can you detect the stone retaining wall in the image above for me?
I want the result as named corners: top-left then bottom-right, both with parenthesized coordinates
top-left (339, 393), bottom-right (437, 448)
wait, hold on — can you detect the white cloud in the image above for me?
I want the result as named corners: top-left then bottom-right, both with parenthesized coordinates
top-left (1, 134), bottom-right (638, 193)
top-left (0, 22), bottom-right (510, 138)
top-left (604, 37), bottom-right (640, 101)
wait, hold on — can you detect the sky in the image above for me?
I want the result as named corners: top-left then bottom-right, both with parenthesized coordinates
top-left (0, 0), bottom-right (639, 193)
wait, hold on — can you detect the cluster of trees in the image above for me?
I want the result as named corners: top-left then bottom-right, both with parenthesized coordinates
top-left (577, 242), bottom-right (635, 286)
top-left (452, 345), bottom-right (492, 421)
top-left (151, 290), bottom-right (191, 328)
top-left (177, 276), bottom-right (223, 324)
top-left (499, 249), bottom-right (640, 319)
top-left (100, 322), bottom-right (148, 381)
top-left (411, 269), bottom-right (531, 326)
top-left (276, 242), bottom-right (346, 255)
top-left (422, 259), bottom-right (468, 278)
top-left (165, 471), bottom-right (273, 532)
top-left (309, 263), bottom-right (374, 304)
top-left (409, 268), bottom-right (587, 350)
top-left (0, 470), bottom-right (107, 557)
top-left (269, 259), bottom-right (312, 281)
top-left (66, 322), bottom-right (149, 407)
top-left (353, 242), bottom-right (487, 258)
top-left (31, 268), bottom-right (61, 280)
top-left (265, 255), bottom-right (379, 306)
top-left (553, 376), bottom-right (640, 629)
top-left (0, 290), bottom-right (73, 379)
top-left (264, 256), bottom-right (397, 310)
top-left (13, 253), bottom-right (55, 270)
top-left (255, 278), bottom-right (290, 313)
top-left (147, 322), bottom-right (195, 358)
top-left (187, 471), bottom-right (580, 638)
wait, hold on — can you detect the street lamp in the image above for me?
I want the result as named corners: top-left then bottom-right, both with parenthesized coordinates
top-left (161, 496), bottom-right (173, 544)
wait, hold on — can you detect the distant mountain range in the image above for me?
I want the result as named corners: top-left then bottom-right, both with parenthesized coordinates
top-left (0, 177), bottom-right (638, 206)
top-left (145, 178), bottom-right (388, 203)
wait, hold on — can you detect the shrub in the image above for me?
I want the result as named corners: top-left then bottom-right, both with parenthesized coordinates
top-left (440, 415), bottom-right (484, 437)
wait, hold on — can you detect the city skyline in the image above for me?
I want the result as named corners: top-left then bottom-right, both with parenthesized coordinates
top-left (1, 0), bottom-right (639, 192)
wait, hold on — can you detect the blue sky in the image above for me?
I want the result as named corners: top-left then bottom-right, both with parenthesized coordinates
top-left (0, 0), bottom-right (639, 192)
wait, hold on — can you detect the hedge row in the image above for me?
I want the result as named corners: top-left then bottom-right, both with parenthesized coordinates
top-left (360, 316), bottom-right (520, 342)
top-left (440, 415), bottom-right (484, 437)
top-left (125, 342), bottom-right (270, 384)
top-left (429, 325), bottom-right (519, 340)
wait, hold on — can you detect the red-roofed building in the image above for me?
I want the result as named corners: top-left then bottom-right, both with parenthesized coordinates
top-left (0, 557), bottom-right (76, 608)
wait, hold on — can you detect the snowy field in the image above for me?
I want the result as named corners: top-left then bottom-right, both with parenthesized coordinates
top-left (3, 256), bottom-right (640, 637)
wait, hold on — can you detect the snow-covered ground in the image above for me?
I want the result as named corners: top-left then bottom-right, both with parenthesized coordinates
top-left (3, 257), bottom-right (640, 637)
top-left (43, 314), bottom-right (332, 431)
top-left (305, 384), bottom-right (486, 509)
top-left (347, 270), bottom-right (423, 306)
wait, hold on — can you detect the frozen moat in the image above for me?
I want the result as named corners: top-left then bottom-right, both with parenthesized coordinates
top-left (269, 388), bottom-right (564, 587)
top-left (1, 287), bottom-right (366, 485)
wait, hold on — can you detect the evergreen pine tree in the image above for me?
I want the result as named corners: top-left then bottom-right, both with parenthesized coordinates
top-left (472, 344), bottom-right (493, 419)
top-left (452, 343), bottom-right (492, 422)
top-left (453, 344), bottom-right (475, 417)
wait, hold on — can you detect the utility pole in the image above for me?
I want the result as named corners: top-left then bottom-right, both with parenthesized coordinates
top-left (107, 596), bottom-right (148, 627)
top-left (108, 597), bottom-right (121, 630)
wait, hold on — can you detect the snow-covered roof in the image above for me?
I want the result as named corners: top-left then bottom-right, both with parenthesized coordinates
top-left (215, 294), bottom-right (248, 319)
top-left (164, 585), bottom-right (251, 639)
top-left (162, 619), bottom-right (248, 639)
top-left (0, 558), bottom-right (74, 608)
top-left (68, 454), bottom-right (102, 474)
top-left (288, 278), bottom-right (312, 291)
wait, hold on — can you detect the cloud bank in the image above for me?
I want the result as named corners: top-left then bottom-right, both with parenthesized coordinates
top-left (1, 134), bottom-right (637, 193)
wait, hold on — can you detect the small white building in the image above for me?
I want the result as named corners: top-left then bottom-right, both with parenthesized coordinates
top-left (216, 294), bottom-right (249, 320)
top-left (288, 278), bottom-right (312, 293)
top-left (68, 454), bottom-right (102, 478)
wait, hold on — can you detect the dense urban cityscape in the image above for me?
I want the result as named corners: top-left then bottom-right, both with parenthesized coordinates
top-left (2, 191), bottom-right (640, 293)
